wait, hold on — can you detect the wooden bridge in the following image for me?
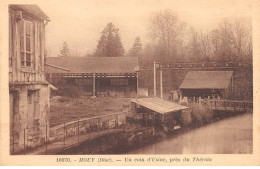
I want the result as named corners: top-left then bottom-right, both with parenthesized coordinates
top-left (141, 60), bottom-right (252, 70)
top-left (201, 99), bottom-right (253, 112)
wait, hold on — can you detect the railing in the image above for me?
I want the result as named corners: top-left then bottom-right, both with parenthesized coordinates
top-left (10, 112), bottom-right (126, 155)
top-left (200, 99), bottom-right (253, 111)
top-left (141, 60), bottom-right (252, 70)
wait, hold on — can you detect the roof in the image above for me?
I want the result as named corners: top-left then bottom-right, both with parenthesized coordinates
top-left (45, 57), bottom-right (139, 74)
top-left (9, 5), bottom-right (49, 20)
top-left (46, 81), bottom-right (58, 90)
top-left (179, 71), bottom-right (233, 89)
top-left (131, 97), bottom-right (188, 114)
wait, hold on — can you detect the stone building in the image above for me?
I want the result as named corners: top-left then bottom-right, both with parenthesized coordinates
top-left (9, 5), bottom-right (52, 153)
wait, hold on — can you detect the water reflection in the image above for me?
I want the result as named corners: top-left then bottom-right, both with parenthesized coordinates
top-left (128, 113), bottom-right (253, 154)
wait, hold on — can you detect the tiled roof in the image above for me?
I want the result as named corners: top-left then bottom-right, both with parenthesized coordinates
top-left (131, 97), bottom-right (188, 114)
top-left (179, 71), bottom-right (233, 89)
top-left (9, 5), bottom-right (49, 20)
top-left (45, 57), bottom-right (139, 74)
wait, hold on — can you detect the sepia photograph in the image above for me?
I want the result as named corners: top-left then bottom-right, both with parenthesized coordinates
top-left (1, 0), bottom-right (259, 166)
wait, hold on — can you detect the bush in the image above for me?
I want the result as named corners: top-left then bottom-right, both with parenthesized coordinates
top-left (190, 104), bottom-right (214, 126)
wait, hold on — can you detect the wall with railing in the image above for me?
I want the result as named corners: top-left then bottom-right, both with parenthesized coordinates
top-left (10, 112), bottom-right (126, 155)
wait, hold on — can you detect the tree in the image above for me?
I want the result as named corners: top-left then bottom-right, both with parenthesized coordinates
top-left (210, 19), bottom-right (251, 61)
top-left (149, 9), bottom-right (185, 62)
top-left (187, 28), bottom-right (201, 61)
top-left (230, 20), bottom-right (251, 60)
top-left (95, 23), bottom-right (125, 57)
top-left (128, 37), bottom-right (143, 57)
top-left (198, 31), bottom-right (213, 61)
top-left (60, 41), bottom-right (70, 57)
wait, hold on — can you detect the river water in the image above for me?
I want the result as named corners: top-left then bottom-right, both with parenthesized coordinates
top-left (128, 113), bottom-right (253, 154)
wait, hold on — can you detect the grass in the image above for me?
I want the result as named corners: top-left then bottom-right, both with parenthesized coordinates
top-left (50, 95), bottom-right (131, 125)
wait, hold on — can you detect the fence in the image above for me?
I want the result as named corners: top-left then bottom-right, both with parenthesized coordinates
top-left (199, 99), bottom-right (253, 111)
top-left (10, 112), bottom-right (126, 155)
top-left (142, 60), bottom-right (252, 70)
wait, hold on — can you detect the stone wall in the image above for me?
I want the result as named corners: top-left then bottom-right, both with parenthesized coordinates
top-left (10, 84), bottom-right (50, 153)
top-left (48, 113), bottom-right (126, 142)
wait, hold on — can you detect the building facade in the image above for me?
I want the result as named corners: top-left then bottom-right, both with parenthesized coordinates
top-left (9, 5), bottom-right (51, 153)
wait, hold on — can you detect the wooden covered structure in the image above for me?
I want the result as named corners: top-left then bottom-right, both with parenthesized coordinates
top-left (179, 71), bottom-right (233, 99)
top-left (45, 57), bottom-right (139, 97)
top-left (131, 97), bottom-right (188, 132)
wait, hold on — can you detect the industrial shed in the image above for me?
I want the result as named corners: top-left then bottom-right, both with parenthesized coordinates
top-left (179, 71), bottom-right (233, 99)
top-left (45, 57), bottom-right (139, 97)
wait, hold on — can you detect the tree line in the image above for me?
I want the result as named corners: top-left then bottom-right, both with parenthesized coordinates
top-left (59, 9), bottom-right (252, 66)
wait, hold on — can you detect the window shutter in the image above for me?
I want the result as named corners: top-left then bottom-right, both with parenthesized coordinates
top-left (30, 22), bottom-right (34, 68)
top-left (19, 19), bottom-right (25, 66)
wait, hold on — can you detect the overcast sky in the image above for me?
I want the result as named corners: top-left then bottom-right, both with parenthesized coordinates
top-left (37, 0), bottom-right (252, 57)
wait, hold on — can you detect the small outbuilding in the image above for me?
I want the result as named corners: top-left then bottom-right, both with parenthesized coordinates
top-left (131, 97), bottom-right (188, 132)
top-left (179, 71), bottom-right (233, 99)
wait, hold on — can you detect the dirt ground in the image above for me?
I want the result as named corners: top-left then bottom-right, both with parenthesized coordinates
top-left (50, 95), bottom-right (131, 125)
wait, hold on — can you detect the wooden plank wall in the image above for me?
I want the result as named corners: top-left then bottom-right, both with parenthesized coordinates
top-left (9, 9), bottom-right (46, 83)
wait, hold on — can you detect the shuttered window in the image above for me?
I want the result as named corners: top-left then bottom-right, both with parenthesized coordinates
top-left (20, 19), bottom-right (34, 67)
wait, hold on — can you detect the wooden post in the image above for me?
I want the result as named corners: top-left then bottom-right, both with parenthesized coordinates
top-left (160, 69), bottom-right (163, 98)
top-left (88, 119), bottom-right (90, 139)
top-left (49, 73), bottom-right (52, 83)
top-left (45, 125), bottom-right (48, 154)
top-left (145, 114), bottom-right (147, 127)
top-left (137, 72), bottom-right (139, 97)
top-left (179, 92), bottom-right (183, 104)
top-left (98, 118), bottom-right (100, 136)
top-left (153, 61), bottom-right (156, 96)
top-left (231, 75), bottom-right (233, 92)
top-left (12, 133), bottom-right (15, 154)
top-left (23, 128), bottom-right (26, 155)
top-left (77, 119), bottom-right (80, 143)
top-left (153, 113), bottom-right (155, 127)
top-left (63, 122), bottom-right (66, 148)
top-left (93, 73), bottom-right (96, 96)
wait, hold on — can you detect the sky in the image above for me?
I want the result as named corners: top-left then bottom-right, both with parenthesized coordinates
top-left (37, 0), bottom-right (252, 57)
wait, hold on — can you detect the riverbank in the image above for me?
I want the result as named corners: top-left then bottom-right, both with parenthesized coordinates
top-left (55, 109), bottom-right (252, 155)
top-left (48, 96), bottom-right (252, 154)
top-left (127, 112), bottom-right (253, 154)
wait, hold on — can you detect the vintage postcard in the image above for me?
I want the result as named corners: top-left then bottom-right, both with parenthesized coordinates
top-left (0, 0), bottom-right (260, 166)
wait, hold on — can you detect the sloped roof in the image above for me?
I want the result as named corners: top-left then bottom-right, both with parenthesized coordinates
top-left (131, 97), bottom-right (188, 114)
top-left (179, 71), bottom-right (233, 89)
top-left (45, 57), bottom-right (139, 74)
top-left (9, 5), bottom-right (49, 20)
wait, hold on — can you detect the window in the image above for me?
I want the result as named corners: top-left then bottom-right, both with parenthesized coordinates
top-left (20, 19), bottom-right (34, 67)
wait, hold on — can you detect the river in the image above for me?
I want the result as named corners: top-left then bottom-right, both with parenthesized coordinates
top-left (128, 113), bottom-right (253, 154)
